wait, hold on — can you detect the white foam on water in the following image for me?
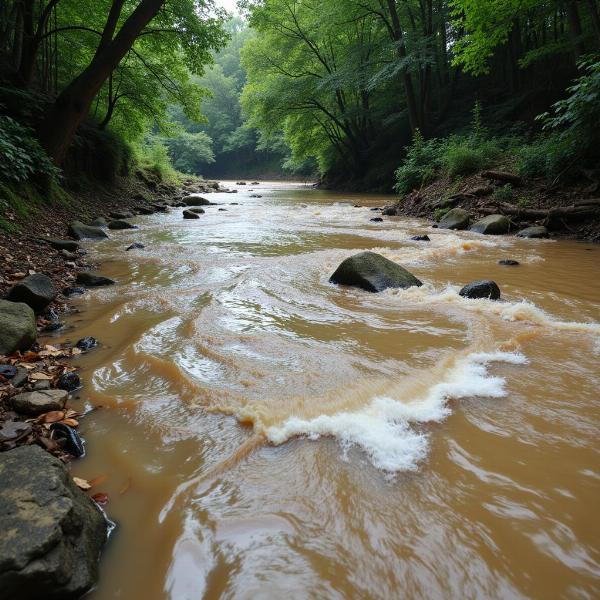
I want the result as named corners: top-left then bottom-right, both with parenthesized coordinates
top-left (266, 351), bottom-right (527, 472)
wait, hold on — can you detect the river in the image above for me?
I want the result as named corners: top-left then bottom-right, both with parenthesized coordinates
top-left (53, 182), bottom-right (600, 599)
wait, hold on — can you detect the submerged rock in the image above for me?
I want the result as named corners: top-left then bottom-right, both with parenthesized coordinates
top-left (470, 214), bottom-right (510, 235)
top-left (11, 389), bottom-right (68, 416)
top-left (516, 225), bottom-right (549, 238)
top-left (438, 208), bottom-right (470, 230)
top-left (183, 209), bottom-right (200, 219)
top-left (108, 219), bottom-right (137, 230)
top-left (6, 273), bottom-right (57, 312)
top-left (0, 300), bottom-right (36, 355)
top-left (459, 280), bottom-right (501, 300)
top-left (126, 242), bottom-right (145, 251)
top-left (76, 272), bottom-right (115, 287)
top-left (57, 372), bottom-right (81, 392)
top-left (329, 251), bottom-right (422, 293)
top-left (411, 235), bottom-right (430, 241)
top-left (50, 422), bottom-right (85, 457)
top-left (0, 445), bottom-right (107, 599)
top-left (370, 217), bottom-right (383, 222)
top-left (76, 336), bottom-right (97, 351)
top-left (499, 259), bottom-right (520, 266)
top-left (182, 195), bottom-right (211, 207)
top-left (68, 221), bottom-right (109, 240)
top-left (63, 286), bottom-right (86, 297)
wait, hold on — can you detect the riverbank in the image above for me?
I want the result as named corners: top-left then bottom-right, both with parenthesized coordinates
top-left (379, 170), bottom-right (600, 243)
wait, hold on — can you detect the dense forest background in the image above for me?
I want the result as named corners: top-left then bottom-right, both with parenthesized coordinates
top-left (0, 0), bottom-right (599, 207)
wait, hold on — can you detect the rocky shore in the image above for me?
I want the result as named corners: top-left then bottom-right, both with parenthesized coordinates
top-left (376, 170), bottom-right (600, 243)
top-left (0, 173), bottom-right (224, 598)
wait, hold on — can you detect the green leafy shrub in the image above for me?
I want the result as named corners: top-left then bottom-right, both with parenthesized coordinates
top-left (136, 138), bottom-right (179, 182)
top-left (515, 133), bottom-right (574, 180)
top-left (443, 136), bottom-right (502, 178)
top-left (394, 130), bottom-right (444, 195)
top-left (0, 115), bottom-right (59, 184)
top-left (492, 184), bottom-right (514, 203)
top-left (433, 206), bottom-right (450, 222)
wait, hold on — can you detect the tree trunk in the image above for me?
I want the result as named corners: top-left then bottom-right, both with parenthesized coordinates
top-left (566, 0), bottom-right (586, 55)
top-left (38, 0), bottom-right (164, 165)
top-left (586, 0), bottom-right (600, 45)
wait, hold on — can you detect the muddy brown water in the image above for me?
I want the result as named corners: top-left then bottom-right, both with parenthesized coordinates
top-left (48, 183), bottom-right (600, 599)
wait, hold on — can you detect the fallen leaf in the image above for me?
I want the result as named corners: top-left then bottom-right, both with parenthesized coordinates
top-left (59, 418), bottom-right (79, 427)
top-left (37, 411), bottom-right (65, 424)
top-left (64, 409), bottom-right (80, 419)
top-left (73, 477), bottom-right (91, 490)
top-left (91, 492), bottom-right (109, 505)
top-left (30, 372), bottom-right (53, 380)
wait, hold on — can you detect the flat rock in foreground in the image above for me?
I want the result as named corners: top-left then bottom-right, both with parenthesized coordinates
top-left (11, 389), bottom-right (68, 416)
top-left (0, 445), bottom-right (107, 599)
top-left (329, 251), bottom-right (422, 293)
top-left (0, 300), bottom-right (36, 355)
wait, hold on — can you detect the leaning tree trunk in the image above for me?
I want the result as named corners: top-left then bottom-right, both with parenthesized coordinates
top-left (38, 0), bottom-right (164, 165)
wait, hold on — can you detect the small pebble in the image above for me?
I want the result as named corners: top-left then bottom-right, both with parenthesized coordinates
top-left (499, 259), bottom-right (520, 266)
top-left (76, 336), bottom-right (97, 351)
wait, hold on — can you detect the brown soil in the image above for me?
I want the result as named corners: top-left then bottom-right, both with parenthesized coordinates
top-left (385, 171), bottom-right (600, 242)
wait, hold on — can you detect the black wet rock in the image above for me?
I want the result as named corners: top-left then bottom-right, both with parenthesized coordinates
top-left (218, 208), bottom-right (227, 211)
top-left (370, 207), bottom-right (382, 211)
top-left (136, 206), bottom-right (154, 215)
top-left (6, 273), bottom-right (57, 313)
top-left (63, 286), bottom-right (86, 297)
top-left (126, 242), bottom-right (145, 251)
top-left (499, 259), bottom-right (520, 266)
top-left (109, 211), bottom-right (132, 220)
top-left (411, 235), bottom-right (430, 241)
top-left (183, 209), bottom-right (200, 219)
top-left (330, 251), bottom-right (422, 293)
top-left (57, 372), bottom-right (81, 392)
top-left (188, 207), bottom-right (205, 214)
top-left (43, 321), bottom-right (63, 332)
top-left (0, 445), bottom-right (106, 598)
top-left (76, 272), bottom-right (115, 287)
top-left (459, 280), bottom-right (501, 300)
top-left (50, 422), bottom-right (85, 458)
top-left (75, 336), bottom-right (97, 351)
top-left (370, 217), bottom-right (384, 222)
top-left (108, 220), bottom-right (137, 230)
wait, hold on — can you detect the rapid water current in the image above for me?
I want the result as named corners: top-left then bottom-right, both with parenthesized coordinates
top-left (54, 182), bottom-right (600, 599)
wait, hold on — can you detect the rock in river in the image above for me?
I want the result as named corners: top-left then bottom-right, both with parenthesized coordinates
top-left (411, 235), bottom-right (430, 241)
top-left (499, 259), bottom-right (519, 266)
top-left (46, 238), bottom-right (79, 251)
top-left (470, 214), bottom-right (510, 235)
top-left (183, 209), bottom-right (200, 219)
top-left (57, 372), bottom-right (81, 392)
top-left (126, 242), bottom-right (145, 251)
top-left (6, 273), bottom-right (57, 312)
top-left (108, 219), bottom-right (137, 230)
top-left (370, 217), bottom-right (383, 222)
top-left (76, 272), bottom-right (115, 287)
top-left (0, 300), bottom-right (36, 355)
top-left (90, 217), bottom-right (108, 228)
top-left (68, 221), bottom-right (109, 240)
top-left (516, 225), bottom-right (549, 238)
top-left (0, 445), bottom-right (107, 599)
top-left (459, 280), bottom-right (501, 300)
top-left (438, 208), bottom-right (470, 230)
top-left (329, 251), bottom-right (422, 293)
top-left (11, 389), bottom-right (68, 416)
top-left (183, 194), bottom-right (211, 207)
top-left (76, 336), bottom-right (97, 351)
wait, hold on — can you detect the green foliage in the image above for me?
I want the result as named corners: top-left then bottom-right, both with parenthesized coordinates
top-left (433, 206), bottom-right (451, 222)
top-left (0, 115), bottom-right (59, 184)
top-left (515, 133), bottom-right (574, 180)
top-left (492, 184), bottom-right (514, 203)
top-left (136, 138), bottom-right (179, 182)
top-left (164, 131), bottom-right (215, 175)
top-left (539, 57), bottom-right (600, 153)
top-left (394, 131), bottom-right (443, 194)
top-left (443, 136), bottom-right (501, 178)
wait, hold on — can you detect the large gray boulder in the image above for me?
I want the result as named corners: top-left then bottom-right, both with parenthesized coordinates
top-left (6, 274), bottom-right (57, 312)
top-left (108, 219), bottom-right (137, 230)
top-left (183, 209), bottom-right (200, 219)
top-left (182, 194), bottom-right (211, 207)
top-left (0, 300), bottom-right (36, 355)
top-left (11, 389), bottom-right (68, 416)
top-left (329, 251), bottom-right (422, 293)
top-left (438, 208), bottom-right (470, 230)
top-left (516, 225), bottom-right (549, 238)
top-left (470, 214), bottom-right (510, 235)
top-left (0, 445), bottom-right (107, 599)
top-left (68, 221), bottom-right (109, 240)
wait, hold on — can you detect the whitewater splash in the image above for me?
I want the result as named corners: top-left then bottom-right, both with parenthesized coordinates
top-left (266, 351), bottom-right (527, 472)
